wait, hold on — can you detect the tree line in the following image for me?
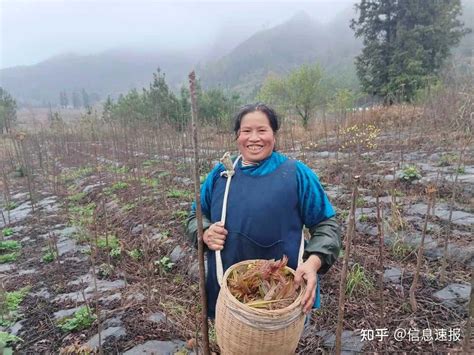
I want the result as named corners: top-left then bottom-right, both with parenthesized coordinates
top-left (102, 69), bottom-right (241, 130)
top-left (0, 88), bottom-right (17, 134)
top-left (59, 89), bottom-right (100, 109)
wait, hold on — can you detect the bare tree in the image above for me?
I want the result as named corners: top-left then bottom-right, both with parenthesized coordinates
top-left (335, 176), bottom-right (359, 354)
top-left (189, 70), bottom-right (210, 355)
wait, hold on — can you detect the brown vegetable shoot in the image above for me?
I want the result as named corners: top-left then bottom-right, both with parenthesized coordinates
top-left (227, 256), bottom-right (299, 310)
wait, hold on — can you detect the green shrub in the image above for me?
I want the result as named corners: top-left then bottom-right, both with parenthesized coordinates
top-left (68, 192), bottom-right (86, 203)
top-left (104, 182), bottom-right (129, 196)
top-left (173, 210), bottom-right (188, 221)
top-left (127, 248), bottom-right (142, 261)
top-left (355, 197), bottom-right (365, 208)
top-left (97, 234), bottom-right (120, 250)
top-left (107, 165), bottom-right (129, 174)
top-left (345, 263), bottom-right (374, 297)
top-left (5, 288), bottom-right (29, 312)
top-left (69, 203), bottom-right (95, 227)
top-left (0, 241), bottom-right (21, 251)
top-left (391, 238), bottom-right (414, 260)
top-left (401, 165), bottom-right (421, 181)
top-left (0, 332), bottom-right (23, 348)
top-left (109, 247), bottom-right (122, 258)
top-left (0, 252), bottom-right (18, 264)
top-left (111, 181), bottom-right (129, 191)
top-left (58, 307), bottom-right (96, 332)
top-left (60, 166), bottom-right (94, 182)
top-left (42, 251), bottom-right (57, 263)
top-left (98, 263), bottom-right (114, 278)
top-left (2, 228), bottom-right (14, 237)
top-left (156, 256), bottom-right (174, 273)
top-left (437, 154), bottom-right (457, 167)
top-left (167, 189), bottom-right (192, 199)
top-left (1, 287), bottom-right (30, 326)
top-left (140, 177), bottom-right (159, 188)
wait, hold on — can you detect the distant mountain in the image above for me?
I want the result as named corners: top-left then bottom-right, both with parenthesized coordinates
top-left (0, 9), bottom-right (362, 107)
top-left (1, 2), bottom-right (471, 107)
top-left (0, 49), bottom-right (195, 106)
top-left (198, 10), bottom-right (362, 96)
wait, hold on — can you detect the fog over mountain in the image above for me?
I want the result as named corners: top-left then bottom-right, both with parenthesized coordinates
top-left (1, 0), bottom-right (355, 69)
top-left (0, 0), bottom-right (472, 106)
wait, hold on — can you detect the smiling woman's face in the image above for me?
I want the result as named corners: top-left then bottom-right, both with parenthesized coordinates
top-left (237, 110), bottom-right (275, 163)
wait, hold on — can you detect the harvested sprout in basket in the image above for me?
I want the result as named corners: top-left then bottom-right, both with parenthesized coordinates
top-left (227, 256), bottom-right (299, 310)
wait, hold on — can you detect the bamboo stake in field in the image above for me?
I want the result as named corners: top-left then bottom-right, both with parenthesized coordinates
top-left (335, 176), bottom-right (359, 354)
top-left (409, 186), bottom-right (436, 312)
top-left (188, 70), bottom-right (210, 355)
top-left (440, 142), bottom-right (468, 283)
top-left (463, 270), bottom-right (473, 353)
top-left (375, 189), bottom-right (384, 325)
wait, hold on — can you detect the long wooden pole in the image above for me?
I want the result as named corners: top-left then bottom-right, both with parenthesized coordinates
top-left (335, 176), bottom-right (359, 354)
top-left (188, 71), bottom-right (210, 355)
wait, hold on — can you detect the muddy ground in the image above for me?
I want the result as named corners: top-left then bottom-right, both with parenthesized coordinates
top-left (1, 126), bottom-right (472, 354)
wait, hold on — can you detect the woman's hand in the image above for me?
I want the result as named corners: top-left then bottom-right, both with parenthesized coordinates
top-left (294, 254), bottom-right (322, 313)
top-left (203, 221), bottom-right (228, 250)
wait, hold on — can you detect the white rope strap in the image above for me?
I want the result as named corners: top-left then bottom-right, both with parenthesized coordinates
top-left (215, 154), bottom-right (305, 286)
top-left (216, 154), bottom-right (241, 286)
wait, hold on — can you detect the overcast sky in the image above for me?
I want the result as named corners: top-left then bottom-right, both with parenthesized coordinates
top-left (0, 0), bottom-right (356, 69)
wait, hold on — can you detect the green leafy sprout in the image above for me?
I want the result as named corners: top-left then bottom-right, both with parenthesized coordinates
top-left (0, 241), bottom-right (21, 252)
top-left (401, 165), bottom-right (421, 182)
top-left (104, 181), bottom-right (129, 195)
top-left (0, 287), bottom-right (30, 326)
top-left (60, 166), bottom-right (94, 183)
top-left (58, 306), bottom-right (96, 332)
top-left (167, 189), bottom-right (192, 199)
top-left (345, 263), bottom-right (374, 297)
top-left (173, 210), bottom-right (188, 221)
top-left (98, 263), bottom-right (114, 278)
top-left (2, 228), bottom-right (14, 237)
top-left (0, 332), bottom-right (23, 348)
top-left (67, 191), bottom-right (86, 203)
top-left (42, 250), bottom-right (57, 263)
top-left (96, 234), bottom-right (120, 250)
top-left (0, 253), bottom-right (18, 264)
top-left (156, 256), bottom-right (174, 273)
top-left (127, 248), bottom-right (142, 261)
top-left (109, 247), bottom-right (122, 258)
top-left (4, 202), bottom-right (17, 211)
top-left (391, 238), bottom-right (414, 260)
top-left (69, 203), bottom-right (96, 227)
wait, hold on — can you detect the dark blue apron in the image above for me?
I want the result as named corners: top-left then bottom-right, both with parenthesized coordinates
top-left (207, 158), bottom-right (320, 318)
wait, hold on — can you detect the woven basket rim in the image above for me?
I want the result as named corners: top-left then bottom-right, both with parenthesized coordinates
top-left (221, 259), bottom-right (306, 316)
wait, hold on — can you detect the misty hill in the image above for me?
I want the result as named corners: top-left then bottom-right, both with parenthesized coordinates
top-left (1, 3), bottom-right (471, 107)
top-left (199, 10), bottom-right (362, 95)
top-left (0, 49), bottom-right (195, 106)
top-left (0, 8), bottom-right (363, 107)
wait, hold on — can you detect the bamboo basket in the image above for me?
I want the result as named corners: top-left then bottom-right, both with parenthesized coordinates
top-left (215, 259), bottom-right (306, 355)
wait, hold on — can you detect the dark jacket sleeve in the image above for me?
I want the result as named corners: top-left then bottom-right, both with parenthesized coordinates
top-left (303, 216), bottom-right (341, 274)
top-left (186, 210), bottom-right (212, 248)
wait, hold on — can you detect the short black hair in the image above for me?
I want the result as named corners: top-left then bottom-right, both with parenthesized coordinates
top-left (233, 103), bottom-right (279, 137)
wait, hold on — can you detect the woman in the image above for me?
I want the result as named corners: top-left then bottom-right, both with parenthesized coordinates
top-left (186, 103), bottom-right (341, 318)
